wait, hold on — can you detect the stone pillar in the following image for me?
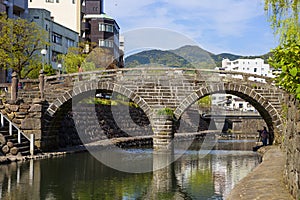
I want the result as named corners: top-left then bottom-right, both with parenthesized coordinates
top-left (39, 70), bottom-right (45, 99)
top-left (152, 114), bottom-right (174, 152)
top-left (11, 72), bottom-right (17, 102)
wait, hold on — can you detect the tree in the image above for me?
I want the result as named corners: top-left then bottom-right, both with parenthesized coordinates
top-left (264, 0), bottom-right (300, 43)
top-left (0, 14), bottom-right (49, 79)
top-left (264, 0), bottom-right (300, 99)
top-left (58, 42), bottom-right (97, 73)
top-left (269, 41), bottom-right (300, 99)
top-left (59, 42), bottom-right (118, 73)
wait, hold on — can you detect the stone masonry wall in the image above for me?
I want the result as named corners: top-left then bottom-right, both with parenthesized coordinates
top-left (283, 95), bottom-right (300, 199)
top-left (232, 119), bottom-right (266, 134)
top-left (0, 98), bottom-right (43, 148)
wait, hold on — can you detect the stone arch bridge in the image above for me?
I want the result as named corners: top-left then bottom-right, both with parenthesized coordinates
top-left (1, 68), bottom-right (286, 151)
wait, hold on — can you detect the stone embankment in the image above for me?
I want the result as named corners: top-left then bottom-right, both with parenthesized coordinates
top-left (226, 146), bottom-right (294, 200)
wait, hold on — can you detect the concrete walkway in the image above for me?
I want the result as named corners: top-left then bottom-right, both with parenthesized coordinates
top-left (226, 146), bottom-right (294, 200)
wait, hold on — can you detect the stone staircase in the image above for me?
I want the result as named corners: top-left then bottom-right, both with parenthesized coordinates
top-left (0, 118), bottom-right (35, 156)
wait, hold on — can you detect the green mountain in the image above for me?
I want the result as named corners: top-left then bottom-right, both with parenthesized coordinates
top-left (124, 45), bottom-right (270, 69)
top-left (125, 49), bottom-right (193, 68)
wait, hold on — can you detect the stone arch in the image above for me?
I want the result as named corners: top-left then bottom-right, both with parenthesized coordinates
top-left (45, 80), bottom-right (153, 119)
top-left (174, 83), bottom-right (283, 140)
top-left (40, 80), bottom-right (153, 149)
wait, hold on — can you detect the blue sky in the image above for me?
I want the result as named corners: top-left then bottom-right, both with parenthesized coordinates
top-left (105, 0), bottom-right (279, 56)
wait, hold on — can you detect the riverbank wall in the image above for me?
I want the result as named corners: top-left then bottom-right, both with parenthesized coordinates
top-left (283, 96), bottom-right (300, 199)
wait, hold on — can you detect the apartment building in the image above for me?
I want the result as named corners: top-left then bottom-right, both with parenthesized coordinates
top-left (29, 0), bottom-right (122, 67)
top-left (0, 0), bottom-right (28, 18)
top-left (221, 58), bottom-right (274, 82)
top-left (28, 8), bottom-right (79, 69)
top-left (28, 0), bottom-right (81, 34)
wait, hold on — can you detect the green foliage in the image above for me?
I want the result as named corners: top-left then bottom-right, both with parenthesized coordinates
top-left (157, 107), bottom-right (174, 116)
top-left (197, 96), bottom-right (212, 108)
top-left (269, 40), bottom-right (300, 99)
top-left (0, 14), bottom-right (49, 78)
top-left (58, 46), bottom-right (86, 74)
top-left (264, 0), bottom-right (300, 43)
top-left (264, 0), bottom-right (300, 99)
top-left (59, 44), bottom-right (117, 73)
top-left (125, 45), bottom-right (272, 69)
top-left (80, 97), bottom-right (140, 108)
top-left (82, 62), bottom-right (96, 71)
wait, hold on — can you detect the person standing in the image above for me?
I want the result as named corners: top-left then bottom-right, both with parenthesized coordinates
top-left (261, 126), bottom-right (268, 146)
top-left (78, 65), bottom-right (83, 81)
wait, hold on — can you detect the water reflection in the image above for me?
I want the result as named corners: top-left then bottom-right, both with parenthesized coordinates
top-left (0, 140), bottom-right (260, 200)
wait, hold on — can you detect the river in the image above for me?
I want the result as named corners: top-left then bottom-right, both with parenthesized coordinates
top-left (0, 139), bottom-right (261, 200)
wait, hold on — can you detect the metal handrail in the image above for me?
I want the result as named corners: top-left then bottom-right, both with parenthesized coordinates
top-left (0, 112), bottom-right (34, 155)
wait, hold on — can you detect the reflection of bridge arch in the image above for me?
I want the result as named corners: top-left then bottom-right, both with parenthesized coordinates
top-left (45, 80), bottom-right (152, 119)
top-left (175, 83), bottom-right (283, 140)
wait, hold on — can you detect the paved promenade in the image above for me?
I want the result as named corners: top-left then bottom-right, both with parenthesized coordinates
top-left (226, 146), bottom-right (294, 200)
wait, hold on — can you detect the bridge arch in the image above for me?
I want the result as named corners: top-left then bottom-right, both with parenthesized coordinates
top-left (45, 80), bottom-right (153, 119)
top-left (174, 83), bottom-right (283, 141)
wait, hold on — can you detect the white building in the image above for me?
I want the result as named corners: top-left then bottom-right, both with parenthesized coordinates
top-left (28, 0), bottom-right (81, 34)
top-left (221, 58), bottom-right (274, 82)
top-left (211, 58), bottom-right (273, 112)
top-left (211, 95), bottom-right (255, 112)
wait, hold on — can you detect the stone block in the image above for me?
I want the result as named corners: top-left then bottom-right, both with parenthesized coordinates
top-left (19, 104), bottom-right (30, 109)
top-left (12, 118), bottom-right (22, 124)
top-left (21, 118), bottom-right (41, 130)
top-left (29, 104), bottom-right (42, 112)
top-left (10, 147), bottom-right (18, 155)
top-left (7, 112), bottom-right (15, 120)
top-left (2, 145), bottom-right (9, 154)
top-left (0, 134), bottom-right (6, 146)
top-left (23, 130), bottom-right (42, 139)
top-left (297, 122), bottom-right (300, 133)
top-left (28, 112), bottom-right (42, 118)
top-left (32, 98), bottom-right (43, 104)
top-left (7, 141), bottom-right (13, 148)
top-left (8, 105), bottom-right (19, 112)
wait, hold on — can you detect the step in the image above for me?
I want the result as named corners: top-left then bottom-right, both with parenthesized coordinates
top-left (14, 141), bottom-right (30, 148)
top-left (18, 145), bottom-right (30, 152)
top-left (0, 129), bottom-right (18, 135)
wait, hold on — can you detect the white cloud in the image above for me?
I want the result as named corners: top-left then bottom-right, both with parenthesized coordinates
top-left (105, 0), bottom-right (276, 55)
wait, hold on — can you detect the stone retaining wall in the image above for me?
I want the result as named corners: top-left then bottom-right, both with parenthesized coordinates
top-left (283, 95), bottom-right (300, 199)
top-left (231, 118), bottom-right (266, 133)
top-left (52, 103), bottom-right (215, 150)
top-left (0, 98), bottom-right (42, 148)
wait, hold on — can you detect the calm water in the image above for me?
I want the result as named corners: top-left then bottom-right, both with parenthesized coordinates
top-left (0, 140), bottom-right (260, 200)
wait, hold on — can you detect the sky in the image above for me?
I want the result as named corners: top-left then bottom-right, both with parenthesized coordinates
top-left (104, 0), bottom-right (279, 56)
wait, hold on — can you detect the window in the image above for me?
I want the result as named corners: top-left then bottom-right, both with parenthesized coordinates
top-left (72, 0), bottom-right (75, 4)
top-left (52, 33), bottom-right (62, 45)
top-left (99, 23), bottom-right (113, 32)
top-left (99, 39), bottom-right (113, 48)
top-left (254, 68), bottom-right (257, 72)
top-left (66, 38), bottom-right (75, 48)
top-left (52, 51), bottom-right (61, 62)
top-left (46, 0), bottom-right (54, 3)
top-left (56, 0), bottom-right (59, 2)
